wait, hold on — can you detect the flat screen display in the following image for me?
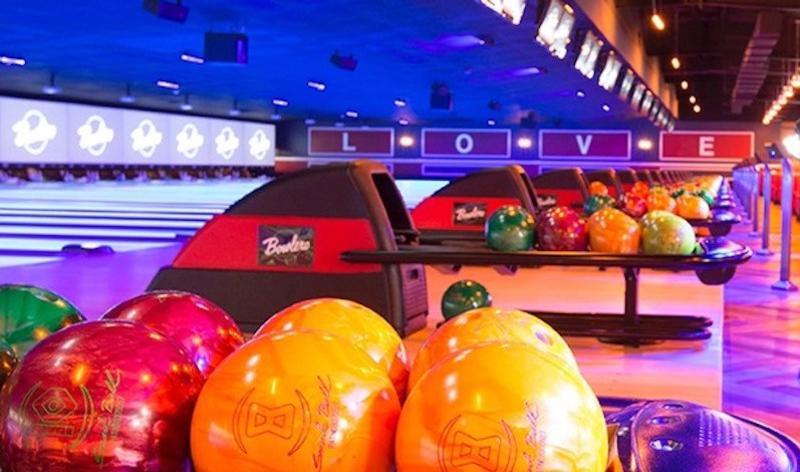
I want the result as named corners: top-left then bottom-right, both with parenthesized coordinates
top-left (641, 90), bottom-right (654, 115)
top-left (574, 31), bottom-right (603, 79)
top-left (480, 0), bottom-right (526, 25)
top-left (598, 53), bottom-right (622, 92)
top-left (536, 0), bottom-right (575, 60)
top-left (630, 83), bottom-right (646, 110)
top-left (0, 95), bottom-right (275, 166)
top-left (619, 69), bottom-right (635, 101)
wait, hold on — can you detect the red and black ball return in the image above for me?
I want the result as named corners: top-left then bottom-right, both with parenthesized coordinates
top-left (150, 161), bottom-right (751, 345)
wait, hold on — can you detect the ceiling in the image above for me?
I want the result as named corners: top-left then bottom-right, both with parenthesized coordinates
top-left (618, 0), bottom-right (800, 122)
top-left (0, 0), bottom-right (657, 127)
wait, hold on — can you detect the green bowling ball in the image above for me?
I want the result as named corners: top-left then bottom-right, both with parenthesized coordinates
top-left (640, 211), bottom-right (697, 256)
top-left (0, 284), bottom-right (85, 356)
top-left (670, 188), bottom-right (686, 199)
top-left (485, 205), bottom-right (536, 252)
top-left (583, 195), bottom-right (615, 216)
top-left (441, 280), bottom-right (492, 320)
top-left (693, 190), bottom-right (715, 206)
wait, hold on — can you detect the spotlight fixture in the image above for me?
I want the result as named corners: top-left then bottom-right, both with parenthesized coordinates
top-left (0, 55), bottom-right (25, 66)
top-left (576, 90), bottom-right (586, 98)
top-left (601, 104), bottom-right (611, 112)
top-left (398, 118), bottom-right (409, 126)
top-left (345, 110), bottom-right (359, 118)
top-left (272, 98), bottom-right (289, 107)
top-left (689, 95), bottom-right (696, 104)
top-left (487, 119), bottom-right (496, 126)
top-left (394, 98), bottom-right (407, 107)
top-left (180, 53), bottom-right (205, 64)
top-left (680, 80), bottom-right (688, 90)
top-left (399, 135), bottom-right (414, 147)
top-left (650, 13), bottom-right (666, 31)
top-left (270, 114), bottom-right (282, 121)
top-left (307, 80), bottom-right (326, 91)
top-left (119, 83), bottom-right (136, 104)
top-left (330, 51), bottom-right (358, 71)
top-left (670, 56), bottom-right (681, 70)
top-left (637, 138), bottom-right (654, 151)
top-left (304, 118), bottom-right (317, 125)
top-left (792, 74), bottom-right (800, 88)
top-left (180, 94), bottom-right (192, 111)
top-left (693, 104), bottom-right (701, 113)
top-left (517, 137), bottom-right (533, 149)
top-left (204, 32), bottom-right (248, 64)
top-left (42, 73), bottom-right (61, 95)
top-left (156, 79), bottom-right (180, 90)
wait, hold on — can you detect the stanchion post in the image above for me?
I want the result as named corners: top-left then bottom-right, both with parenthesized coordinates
top-left (749, 166), bottom-right (760, 237)
top-left (771, 157), bottom-right (797, 291)
top-left (757, 163), bottom-right (773, 256)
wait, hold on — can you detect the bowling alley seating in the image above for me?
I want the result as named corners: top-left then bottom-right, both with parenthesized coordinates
top-left (529, 167), bottom-right (589, 209)
top-left (584, 169), bottom-right (624, 198)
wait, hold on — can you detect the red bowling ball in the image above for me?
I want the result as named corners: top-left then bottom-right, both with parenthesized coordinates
top-left (536, 206), bottom-right (589, 251)
top-left (0, 320), bottom-right (203, 471)
top-left (101, 291), bottom-right (244, 377)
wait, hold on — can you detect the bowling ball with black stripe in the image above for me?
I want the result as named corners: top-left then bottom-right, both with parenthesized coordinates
top-left (485, 205), bottom-right (536, 252)
top-left (190, 330), bottom-right (400, 472)
top-left (254, 298), bottom-right (409, 400)
top-left (0, 320), bottom-right (203, 470)
top-left (396, 342), bottom-right (607, 472)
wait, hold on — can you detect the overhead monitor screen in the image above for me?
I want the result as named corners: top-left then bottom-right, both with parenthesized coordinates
top-left (0, 96), bottom-right (275, 166)
top-left (480, 0), bottom-right (526, 25)
top-left (619, 69), bottom-right (635, 101)
top-left (574, 31), bottom-right (603, 79)
top-left (630, 83), bottom-right (646, 110)
top-left (598, 53), bottom-right (622, 92)
top-left (536, 0), bottom-right (575, 60)
top-left (641, 90), bottom-right (654, 115)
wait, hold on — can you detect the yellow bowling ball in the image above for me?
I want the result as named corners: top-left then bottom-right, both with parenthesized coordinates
top-left (191, 330), bottom-right (401, 472)
top-left (255, 298), bottom-right (409, 400)
top-left (396, 342), bottom-right (607, 472)
top-left (409, 307), bottom-right (577, 390)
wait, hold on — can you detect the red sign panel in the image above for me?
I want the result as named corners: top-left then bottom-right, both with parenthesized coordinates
top-left (421, 128), bottom-right (511, 158)
top-left (308, 127), bottom-right (394, 157)
top-left (539, 130), bottom-right (631, 160)
top-left (660, 131), bottom-right (754, 160)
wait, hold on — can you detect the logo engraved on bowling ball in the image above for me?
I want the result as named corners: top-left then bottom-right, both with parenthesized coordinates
top-left (32, 387), bottom-right (78, 432)
top-left (258, 226), bottom-right (314, 267)
top-left (438, 414), bottom-right (517, 472)
top-left (20, 381), bottom-right (96, 450)
top-left (232, 388), bottom-right (311, 456)
top-left (453, 202), bottom-right (487, 226)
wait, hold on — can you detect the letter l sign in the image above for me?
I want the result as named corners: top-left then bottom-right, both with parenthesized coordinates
top-left (342, 132), bottom-right (356, 152)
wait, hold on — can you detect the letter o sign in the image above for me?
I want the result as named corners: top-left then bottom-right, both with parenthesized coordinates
top-left (455, 133), bottom-right (474, 154)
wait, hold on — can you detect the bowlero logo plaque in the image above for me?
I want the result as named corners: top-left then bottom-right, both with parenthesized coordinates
top-left (258, 226), bottom-right (314, 267)
top-left (453, 202), bottom-right (487, 226)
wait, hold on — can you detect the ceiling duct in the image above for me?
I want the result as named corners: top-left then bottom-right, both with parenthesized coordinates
top-left (730, 10), bottom-right (781, 114)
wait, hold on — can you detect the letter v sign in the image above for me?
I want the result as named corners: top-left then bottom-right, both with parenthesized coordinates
top-left (576, 135), bottom-right (593, 155)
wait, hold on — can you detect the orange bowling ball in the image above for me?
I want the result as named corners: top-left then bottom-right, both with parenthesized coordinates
top-left (409, 307), bottom-right (577, 390)
top-left (588, 181), bottom-right (609, 197)
top-left (191, 330), bottom-right (401, 472)
top-left (631, 181), bottom-right (649, 198)
top-left (254, 298), bottom-right (409, 399)
top-left (646, 188), bottom-right (676, 213)
top-left (587, 207), bottom-right (641, 254)
top-left (396, 342), bottom-right (608, 472)
top-left (676, 194), bottom-right (711, 220)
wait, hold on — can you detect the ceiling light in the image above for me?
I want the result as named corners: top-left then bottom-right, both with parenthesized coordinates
top-left (156, 79), bottom-right (180, 90)
top-left (689, 95), bottom-right (696, 104)
top-left (670, 57), bottom-right (681, 70)
top-left (180, 53), bottom-right (205, 64)
top-left (307, 80), bottom-right (326, 91)
top-left (517, 137), bottom-right (533, 149)
top-left (651, 13), bottom-right (666, 31)
top-left (779, 95), bottom-right (788, 105)
top-left (680, 80), bottom-right (688, 90)
top-left (272, 98), bottom-right (289, 107)
top-left (0, 55), bottom-right (25, 66)
top-left (398, 118), bottom-right (409, 126)
top-left (394, 98), bottom-right (407, 107)
top-left (637, 138), bottom-right (654, 150)
top-left (228, 100), bottom-right (241, 116)
top-left (270, 114), bottom-right (282, 121)
top-left (792, 74), bottom-right (800, 88)
top-left (693, 104), bottom-right (701, 113)
top-left (304, 118), bottom-right (317, 125)
top-left (399, 135), bottom-right (414, 147)
top-left (576, 90), bottom-right (586, 98)
top-left (487, 119), bottom-right (496, 126)
top-left (602, 104), bottom-right (611, 112)
top-left (345, 110), bottom-right (358, 118)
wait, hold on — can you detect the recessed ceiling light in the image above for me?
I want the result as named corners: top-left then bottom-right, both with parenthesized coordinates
top-left (517, 137), bottom-right (533, 149)
top-left (680, 80), bottom-right (688, 90)
top-left (637, 138), bottom-right (654, 150)
top-left (602, 104), bottom-right (611, 112)
top-left (670, 57), bottom-right (681, 70)
top-left (272, 98), bottom-right (289, 107)
top-left (180, 53), bottom-right (205, 64)
top-left (689, 95), bottom-right (696, 104)
top-left (0, 55), bottom-right (25, 66)
top-left (576, 90), bottom-right (586, 98)
top-left (304, 118), bottom-right (317, 125)
top-left (394, 98), bottom-right (407, 107)
top-left (307, 80), bottom-right (326, 91)
top-left (651, 13), bottom-right (666, 31)
top-left (345, 110), bottom-right (358, 118)
top-left (398, 118), bottom-right (409, 126)
top-left (693, 104), bottom-right (701, 113)
top-left (156, 79), bottom-right (180, 90)
top-left (487, 119), bottom-right (496, 126)
top-left (399, 135), bottom-right (414, 147)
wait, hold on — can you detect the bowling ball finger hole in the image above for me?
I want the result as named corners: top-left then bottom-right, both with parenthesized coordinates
top-left (535, 331), bottom-right (552, 346)
top-left (649, 438), bottom-right (684, 452)
top-left (661, 402), bottom-right (686, 410)
top-left (649, 415), bottom-right (681, 425)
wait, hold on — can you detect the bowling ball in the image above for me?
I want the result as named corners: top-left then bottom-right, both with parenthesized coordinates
top-left (0, 321), bottom-right (203, 470)
top-left (622, 192), bottom-right (648, 219)
top-left (191, 330), bottom-right (400, 472)
top-left (587, 208), bottom-right (641, 254)
top-left (485, 205), bottom-right (535, 252)
top-left (536, 206), bottom-right (588, 251)
top-left (441, 280), bottom-right (492, 321)
top-left (588, 181), bottom-right (609, 196)
top-left (254, 298), bottom-right (409, 400)
top-left (101, 290), bottom-right (244, 377)
top-left (693, 189), bottom-right (715, 206)
top-left (583, 194), bottom-right (615, 217)
top-left (631, 181), bottom-right (650, 198)
top-left (0, 339), bottom-right (16, 387)
top-left (646, 188), bottom-right (676, 213)
top-left (670, 188), bottom-right (686, 199)
top-left (675, 195), bottom-right (711, 220)
top-left (408, 307), bottom-right (578, 390)
top-left (640, 211), bottom-right (697, 256)
top-left (396, 342), bottom-right (607, 472)
top-left (0, 284), bottom-right (85, 356)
